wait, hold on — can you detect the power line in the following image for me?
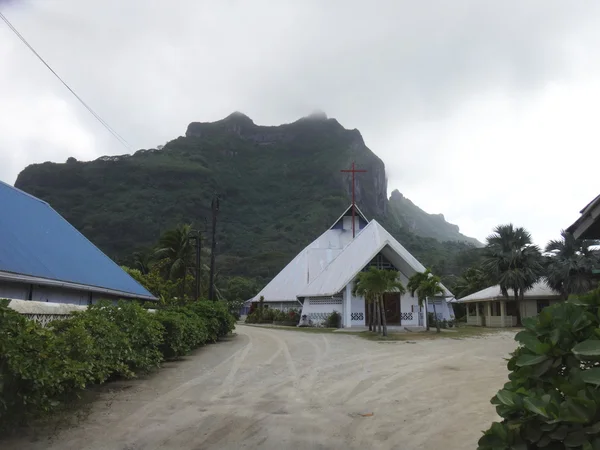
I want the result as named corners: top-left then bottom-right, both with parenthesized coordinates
top-left (0, 10), bottom-right (133, 151)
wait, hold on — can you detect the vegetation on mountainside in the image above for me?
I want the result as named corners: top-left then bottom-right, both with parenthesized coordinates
top-left (0, 299), bottom-right (235, 432)
top-left (388, 189), bottom-right (482, 246)
top-left (15, 113), bottom-right (481, 286)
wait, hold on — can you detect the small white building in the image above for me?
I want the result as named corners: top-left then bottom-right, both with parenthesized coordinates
top-left (249, 204), bottom-right (455, 328)
top-left (456, 280), bottom-right (561, 327)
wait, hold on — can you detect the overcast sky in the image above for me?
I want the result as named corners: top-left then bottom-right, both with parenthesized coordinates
top-left (1, 0), bottom-right (599, 247)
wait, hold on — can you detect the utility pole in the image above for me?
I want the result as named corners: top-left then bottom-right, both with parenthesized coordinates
top-left (208, 193), bottom-right (220, 301)
top-left (191, 230), bottom-right (201, 302)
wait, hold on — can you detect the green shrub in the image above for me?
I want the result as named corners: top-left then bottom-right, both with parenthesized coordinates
top-left (0, 298), bottom-right (235, 433)
top-left (478, 287), bottom-right (600, 449)
top-left (0, 302), bottom-right (76, 430)
top-left (52, 304), bottom-right (133, 381)
top-left (245, 306), bottom-right (277, 324)
top-left (185, 301), bottom-right (235, 338)
top-left (102, 301), bottom-right (164, 373)
top-left (325, 310), bottom-right (342, 328)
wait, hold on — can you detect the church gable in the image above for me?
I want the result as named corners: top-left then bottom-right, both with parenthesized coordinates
top-left (299, 220), bottom-right (454, 299)
top-left (329, 204), bottom-right (369, 231)
top-left (362, 252), bottom-right (400, 272)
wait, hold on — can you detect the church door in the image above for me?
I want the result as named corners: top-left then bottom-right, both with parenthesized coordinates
top-left (383, 293), bottom-right (401, 324)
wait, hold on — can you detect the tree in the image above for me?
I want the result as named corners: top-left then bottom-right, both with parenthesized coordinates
top-left (132, 250), bottom-right (153, 275)
top-left (544, 230), bottom-right (600, 299)
top-left (408, 269), bottom-right (445, 333)
top-left (353, 278), bottom-right (376, 332)
top-left (353, 267), bottom-right (405, 336)
top-left (154, 224), bottom-right (195, 281)
top-left (154, 224), bottom-right (196, 300)
top-left (453, 267), bottom-right (490, 299)
top-left (482, 224), bottom-right (543, 326)
top-left (222, 276), bottom-right (259, 318)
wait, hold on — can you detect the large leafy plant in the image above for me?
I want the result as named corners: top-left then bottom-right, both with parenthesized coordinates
top-left (0, 299), bottom-right (235, 433)
top-left (478, 286), bottom-right (600, 449)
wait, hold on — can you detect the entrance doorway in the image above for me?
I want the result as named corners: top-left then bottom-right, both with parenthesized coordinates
top-left (365, 293), bottom-right (402, 325)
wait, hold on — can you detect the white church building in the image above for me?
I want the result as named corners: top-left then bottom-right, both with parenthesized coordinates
top-left (249, 204), bottom-right (455, 328)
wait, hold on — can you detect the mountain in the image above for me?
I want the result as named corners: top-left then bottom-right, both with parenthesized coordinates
top-left (388, 190), bottom-right (482, 247)
top-left (14, 112), bottom-right (482, 284)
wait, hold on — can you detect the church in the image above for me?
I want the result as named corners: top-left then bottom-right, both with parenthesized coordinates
top-left (249, 203), bottom-right (456, 328)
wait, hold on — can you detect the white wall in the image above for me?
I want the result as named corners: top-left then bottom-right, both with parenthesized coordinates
top-left (300, 297), bottom-right (343, 325)
top-left (427, 298), bottom-right (455, 321)
top-left (0, 280), bottom-right (127, 305)
top-left (31, 285), bottom-right (90, 305)
top-left (0, 281), bottom-right (29, 300)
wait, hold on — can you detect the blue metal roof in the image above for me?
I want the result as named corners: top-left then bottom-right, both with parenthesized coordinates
top-left (0, 181), bottom-right (156, 300)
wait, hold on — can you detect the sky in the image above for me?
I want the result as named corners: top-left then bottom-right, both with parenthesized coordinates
top-left (1, 0), bottom-right (600, 248)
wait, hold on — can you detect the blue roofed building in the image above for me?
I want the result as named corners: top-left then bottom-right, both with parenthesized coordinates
top-left (0, 181), bottom-right (157, 304)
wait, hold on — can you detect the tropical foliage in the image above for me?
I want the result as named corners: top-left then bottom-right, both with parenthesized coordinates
top-left (407, 268), bottom-right (445, 332)
top-left (482, 224), bottom-right (544, 325)
top-left (544, 230), bottom-right (600, 299)
top-left (353, 267), bottom-right (405, 336)
top-left (154, 223), bottom-right (196, 281)
top-left (452, 267), bottom-right (491, 299)
top-left (0, 299), bottom-right (235, 432)
top-left (478, 286), bottom-right (600, 449)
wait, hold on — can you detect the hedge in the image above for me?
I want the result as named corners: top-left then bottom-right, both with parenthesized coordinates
top-left (0, 299), bottom-right (235, 432)
top-left (478, 286), bottom-right (600, 449)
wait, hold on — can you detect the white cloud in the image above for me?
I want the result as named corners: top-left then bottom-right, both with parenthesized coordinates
top-left (1, 0), bottom-right (600, 248)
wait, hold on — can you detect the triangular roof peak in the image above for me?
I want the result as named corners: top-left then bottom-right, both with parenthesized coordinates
top-left (298, 219), bottom-right (454, 298)
top-left (329, 204), bottom-right (369, 230)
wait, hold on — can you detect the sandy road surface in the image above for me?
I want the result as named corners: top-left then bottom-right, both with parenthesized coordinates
top-left (4, 325), bottom-right (517, 450)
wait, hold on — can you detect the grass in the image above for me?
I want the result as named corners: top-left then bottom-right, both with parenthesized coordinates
top-left (357, 326), bottom-right (514, 342)
top-left (241, 323), bottom-right (338, 333)
top-left (242, 323), bottom-right (516, 340)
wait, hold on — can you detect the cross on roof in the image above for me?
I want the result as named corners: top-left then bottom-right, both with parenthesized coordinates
top-left (340, 161), bottom-right (367, 238)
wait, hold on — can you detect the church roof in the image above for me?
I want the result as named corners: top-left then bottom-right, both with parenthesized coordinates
top-left (0, 181), bottom-right (156, 300)
top-left (298, 219), bottom-right (453, 298)
top-left (250, 208), bottom-right (453, 302)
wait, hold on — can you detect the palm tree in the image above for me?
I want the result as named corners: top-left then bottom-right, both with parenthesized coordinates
top-left (453, 267), bottom-right (490, 299)
top-left (482, 224), bottom-right (543, 325)
top-left (154, 224), bottom-right (195, 298)
top-left (353, 279), bottom-right (376, 332)
top-left (544, 230), bottom-right (600, 299)
top-left (132, 250), bottom-right (153, 275)
top-left (353, 267), bottom-right (405, 336)
top-left (407, 269), bottom-right (445, 333)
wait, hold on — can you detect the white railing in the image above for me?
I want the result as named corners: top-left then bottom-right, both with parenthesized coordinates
top-left (3, 298), bottom-right (156, 327)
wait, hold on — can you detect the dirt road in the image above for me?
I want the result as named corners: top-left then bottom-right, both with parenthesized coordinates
top-left (5, 325), bottom-right (517, 450)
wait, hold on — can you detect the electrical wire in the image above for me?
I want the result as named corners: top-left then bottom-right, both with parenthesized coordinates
top-left (0, 10), bottom-right (133, 151)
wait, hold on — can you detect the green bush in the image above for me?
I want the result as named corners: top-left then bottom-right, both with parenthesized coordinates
top-left (0, 302), bottom-right (83, 430)
top-left (0, 298), bottom-right (235, 433)
top-left (478, 286), bottom-right (600, 449)
top-left (155, 310), bottom-right (197, 359)
top-left (155, 301), bottom-right (235, 356)
top-left (325, 310), bottom-right (342, 328)
top-left (245, 306), bottom-right (277, 324)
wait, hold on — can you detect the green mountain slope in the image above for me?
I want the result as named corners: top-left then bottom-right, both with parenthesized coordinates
top-left (14, 112), bottom-right (481, 285)
top-left (389, 190), bottom-right (482, 246)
